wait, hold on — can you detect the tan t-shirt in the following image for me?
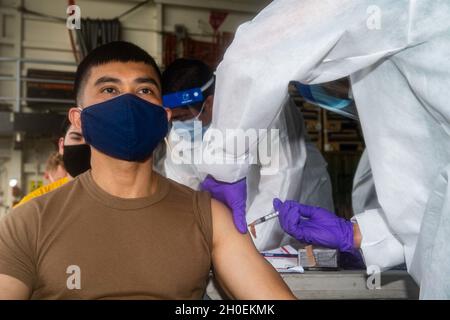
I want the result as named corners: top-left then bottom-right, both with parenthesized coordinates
top-left (0, 170), bottom-right (213, 299)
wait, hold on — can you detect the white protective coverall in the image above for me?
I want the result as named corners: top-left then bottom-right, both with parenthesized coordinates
top-left (196, 0), bottom-right (450, 298)
top-left (352, 150), bottom-right (381, 217)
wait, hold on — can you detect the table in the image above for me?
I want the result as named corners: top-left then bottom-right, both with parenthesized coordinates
top-left (206, 270), bottom-right (419, 300)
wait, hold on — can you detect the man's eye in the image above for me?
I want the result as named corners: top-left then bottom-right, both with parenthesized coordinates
top-left (101, 87), bottom-right (117, 94)
top-left (69, 134), bottom-right (82, 141)
top-left (138, 88), bottom-right (153, 95)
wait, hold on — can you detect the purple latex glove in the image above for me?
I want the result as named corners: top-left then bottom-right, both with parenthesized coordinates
top-left (273, 198), bottom-right (354, 252)
top-left (340, 249), bottom-right (366, 269)
top-left (200, 176), bottom-right (247, 234)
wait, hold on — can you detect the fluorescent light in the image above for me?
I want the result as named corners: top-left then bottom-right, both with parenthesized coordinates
top-left (9, 179), bottom-right (18, 187)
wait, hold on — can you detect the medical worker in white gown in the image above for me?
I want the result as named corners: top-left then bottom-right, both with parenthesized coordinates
top-left (197, 0), bottom-right (450, 299)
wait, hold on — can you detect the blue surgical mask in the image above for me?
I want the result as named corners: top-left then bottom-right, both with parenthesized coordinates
top-left (172, 103), bottom-right (209, 142)
top-left (172, 119), bottom-right (206, 143)
top-left (79, 93), bottom-right (168, 161)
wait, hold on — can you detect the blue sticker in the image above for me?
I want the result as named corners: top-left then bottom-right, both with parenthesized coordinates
top-left (163, 88), bottom-right (204, 109)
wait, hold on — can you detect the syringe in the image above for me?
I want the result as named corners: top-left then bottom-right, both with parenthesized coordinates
top-left (248, 211), bottom-right (279, 238)
top-left (248, 211), bottom-right (279, 227)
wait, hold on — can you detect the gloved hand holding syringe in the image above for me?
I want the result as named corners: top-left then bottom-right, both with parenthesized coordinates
top-left (249, 199), bottom-right (357, 254)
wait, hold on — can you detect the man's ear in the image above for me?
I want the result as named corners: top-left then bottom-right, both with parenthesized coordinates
top-left (58, 137), bottom-right (64, 155)
top-left (68, 107), bottom-right (82, 130)
top-left (165, 107), bottom-right (172, 122)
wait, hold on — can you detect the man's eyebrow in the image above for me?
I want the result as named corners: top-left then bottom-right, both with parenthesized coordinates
top-left (68, 131), bottom-right (83, 137)
top-left (134, 77), bottom-right (160, 89)
top-left (94, 76), bottom-right (121, 86)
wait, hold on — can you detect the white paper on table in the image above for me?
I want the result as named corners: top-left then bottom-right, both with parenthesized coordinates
top-left (261, 245), bottom-right (304, 273)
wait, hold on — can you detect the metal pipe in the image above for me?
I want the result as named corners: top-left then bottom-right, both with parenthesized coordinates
top-left (15, 59), bottom-right (21, 113)
top-left (0, 97), bottom-right (75, 104)
top-left (23, 97), bottom-right (75, 104)
top-left (0, 77), bottom-right (74, 84)
top-left (21, 77), bottom-right (74, 84)
top-left (0, 57), bottom-right (76, 66)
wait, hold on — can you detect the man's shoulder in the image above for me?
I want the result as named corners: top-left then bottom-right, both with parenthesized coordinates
top-left (160, 173), bottom-right (213, 239)
top-left (162, 173), bottom-right (204, 197)
top-left (33, 176), bottom-right (78, 203)
top-left (163, 174), bottom-right (213, 213)
top-left (15, 177), bottom-right (70, 208)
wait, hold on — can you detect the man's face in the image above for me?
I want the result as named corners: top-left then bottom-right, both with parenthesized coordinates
top-left (67, 61), bottom-right (171, 163)
top-left (69, 61), bottom-right (170, 134)
top-left (58, 125), bottom-right (85, 155)
top-left (64, 125), bottom-right (85, 146)
top-left (171, 105), bottom-right (203, 122)
top-left (80, 61), bottom-right (162, 108)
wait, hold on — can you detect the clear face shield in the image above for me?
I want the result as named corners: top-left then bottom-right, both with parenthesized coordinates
top-left (162, 76), bottom-right (215, 121)
top-left (169, 102), bottom-right (206, 122)
top-left (162, 77), bottom-right (215, 147)
top-left (292, 77), bottom-right (359, 121)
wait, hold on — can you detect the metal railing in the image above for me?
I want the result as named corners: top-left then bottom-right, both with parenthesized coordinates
top-left (0, 57), bottom-right (77, 112)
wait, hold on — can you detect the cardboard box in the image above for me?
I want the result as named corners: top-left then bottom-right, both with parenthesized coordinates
top-left (298, 245), bottom-right (339, 269)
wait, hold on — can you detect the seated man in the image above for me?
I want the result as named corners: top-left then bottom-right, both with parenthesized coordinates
top-left (0, 41), bottom-right (295, 300)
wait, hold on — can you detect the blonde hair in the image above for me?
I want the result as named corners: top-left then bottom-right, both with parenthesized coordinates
top-left (45, 151), bottom-right (65, 172)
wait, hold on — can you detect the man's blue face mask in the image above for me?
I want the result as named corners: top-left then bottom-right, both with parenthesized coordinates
top-left (79, 93), bottom-right (168, 162)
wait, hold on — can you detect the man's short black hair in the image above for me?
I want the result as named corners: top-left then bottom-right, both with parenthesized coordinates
top-left (162, 59), bottom-right (215, 103)
top-left (60, 116), bottom-right (71, 138)
top-left (74, 41), bottom-right (161, 103)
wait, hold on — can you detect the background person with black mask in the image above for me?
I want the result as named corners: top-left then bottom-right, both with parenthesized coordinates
top-left (14, 117), bottom-right (91, 207)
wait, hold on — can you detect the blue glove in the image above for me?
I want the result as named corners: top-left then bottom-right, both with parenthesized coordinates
top-left (273, 198), bottom-right (355, 252)
top-left (201, 176), bottom-right (247, 234)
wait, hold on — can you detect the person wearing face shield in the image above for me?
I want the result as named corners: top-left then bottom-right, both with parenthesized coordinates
top-left (14, 117), bottom-right (91, 207)
top-left (153, 59), bottom-right (214, 191)
top-left (195, 0), bottom-right (450, 298)
top-left (157, 58), bottom-right (334, 252)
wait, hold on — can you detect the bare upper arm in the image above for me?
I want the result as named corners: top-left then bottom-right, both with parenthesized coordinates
top-left (0, 202), bottom-right (38, 300)
top-left (210, 199), bottom-right (296, 300)
top-left (0, 274), bottom-right (30, 300)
